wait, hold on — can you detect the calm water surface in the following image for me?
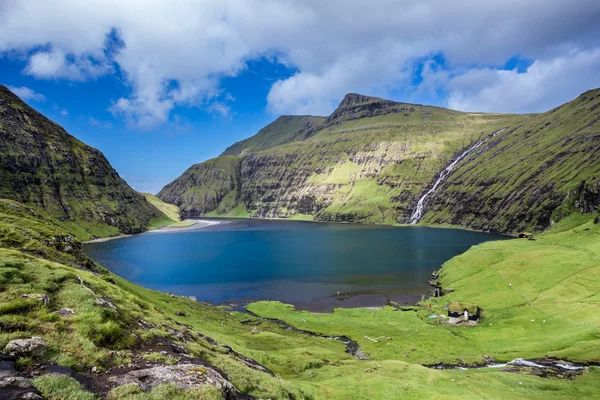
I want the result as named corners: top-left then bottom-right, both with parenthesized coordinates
top-left (84, 219), bottom-right (507, 311)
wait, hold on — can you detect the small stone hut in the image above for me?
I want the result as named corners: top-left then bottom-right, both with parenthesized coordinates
top-left (446, 302), bottom-right (481, 325)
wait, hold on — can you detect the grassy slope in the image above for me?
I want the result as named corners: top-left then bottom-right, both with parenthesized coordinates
top-left (1, 205), bottom-right (599, 398)
top-left (157, 156), bottom-right (242, 218)
top-left (240, 109), bottom-right (526, 223)
top-left (142, 193), bottom-right (181, 221)
top-left (221, 115), bottom-right (326, 156)
top-left (423, 89), bottom-right (600, 233)
top-left (141, 193), bottom-right (195, 229)
top-left (248, 214), bottom-right (600, 398)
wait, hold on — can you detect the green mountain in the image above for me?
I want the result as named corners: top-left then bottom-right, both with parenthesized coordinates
top-left (0, 85), bottom-right (170, 240)
top-left (159, 90), bottom-right (600, 234)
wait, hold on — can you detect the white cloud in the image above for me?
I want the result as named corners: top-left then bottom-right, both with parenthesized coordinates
top-left (444, 48), bottom-right (600, 113)
top-left (1, 0), bottom-right (599, 124)
top-left (24, 48), bottom-right (110, 80)
top-left (7, 86), bottom-right (45, 102)
top-left (60, 109), bottom-right (68, 116)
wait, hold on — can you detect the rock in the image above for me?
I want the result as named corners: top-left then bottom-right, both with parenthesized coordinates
top-left (18, 393), bottom-right (42, 399)
top-left (4, 337), bottom-right (48, 357)
top-left (107, 363), bottom-right (236, 395)
top-left (56, 308), bottom-right (75, 316)
top-left (0, 375), bottom-right (41, 399)
top-left (91, 366), bottom-right (98, 373)
top-left (251, 328), bottom-right (260, 334)
top-left (175, 310), bottom-right (186, 316)
top-left (95, 296), bottom-right (117, 310)
top-left (20, 294), bottom-right (50, 306)
top-left (171, 343), bottom-right (188, 354)
top-left (0, 376), bottom-right (32, 389)
top-left (187, 296), bottom-right (197, 301)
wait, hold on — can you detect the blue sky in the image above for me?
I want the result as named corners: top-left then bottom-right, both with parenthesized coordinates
top-left (1, 1), bottom-right (600, 193)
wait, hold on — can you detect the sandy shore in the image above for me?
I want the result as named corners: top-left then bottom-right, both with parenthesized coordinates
top-left (146, 219), bottom-right (223, 233)
top-left (84, 219), bottom-right (223, 244)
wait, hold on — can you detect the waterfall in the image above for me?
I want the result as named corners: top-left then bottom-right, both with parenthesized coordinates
top-left (409, 129), bottom-right (505, 224)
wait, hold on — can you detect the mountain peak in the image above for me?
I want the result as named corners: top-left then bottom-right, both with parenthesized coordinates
top-left (338, 93), bottom-right (385, 108)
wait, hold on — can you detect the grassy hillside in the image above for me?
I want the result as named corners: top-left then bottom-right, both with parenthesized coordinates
top-left (141, 193), bottom-right (180, 221)
top-left (423, 89), bottom-right (600, 233)
top-left (0, 85), bottom-right (168, 241)
top-left (160, 90), bottom-right (600, 234)
top-left (157, 156), bottom-right (242, 218)
top-left (162, 94), bottom-right (529, 224)
top-left (222, 115), bottom-right (326, 156)
top-left (1, 200), bottom-right (598, 399)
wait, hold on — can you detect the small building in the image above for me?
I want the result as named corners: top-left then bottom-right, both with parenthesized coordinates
top-left (446, 302), bottom-right (481, 325)
top-left (518, 232), bottom-right (533, 239)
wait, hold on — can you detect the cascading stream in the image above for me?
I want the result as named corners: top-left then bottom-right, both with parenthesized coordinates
top-left (409, 129), bottom-right (505, 224)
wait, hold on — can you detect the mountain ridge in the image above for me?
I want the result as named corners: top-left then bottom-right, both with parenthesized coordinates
top-left (160, 89), bottom-right (600, 234)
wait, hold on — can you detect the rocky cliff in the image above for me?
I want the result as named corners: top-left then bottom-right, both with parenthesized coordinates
top-left (159, 90), bottom-right (600, 234)
top-left (0, 85), bottom-right (167, 240)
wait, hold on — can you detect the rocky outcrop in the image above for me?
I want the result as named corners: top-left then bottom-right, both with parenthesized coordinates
top-left (4, 337), bottom-right (48, 357)
top-left (107, 363), bottom-right (236, 395)
top-left (0, 85), bottom-right (167, 238)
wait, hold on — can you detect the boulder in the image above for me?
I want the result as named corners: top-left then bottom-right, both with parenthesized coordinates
top-left (188, 296), bottom-right (197, 301)
top-left (56, 308), bottom-right (75, 316)
top-left (107, 363), bottom-right (235, 395)
top-left (95, 296), bottom-right (117, 310)
top-left (4, 337), bottom-right (48, 357)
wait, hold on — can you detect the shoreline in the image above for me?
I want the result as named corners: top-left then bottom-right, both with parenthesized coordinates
top-left (146, 219), bottom-right (223, 233)
top-left (83, 219), bottom-right (223, 244)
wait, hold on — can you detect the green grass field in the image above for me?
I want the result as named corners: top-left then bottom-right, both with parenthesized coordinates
top-left (1, 194), bottom-right (599, 398)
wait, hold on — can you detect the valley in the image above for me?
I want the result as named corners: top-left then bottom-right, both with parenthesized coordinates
top-left (0, 85), bottom-right (599, 399)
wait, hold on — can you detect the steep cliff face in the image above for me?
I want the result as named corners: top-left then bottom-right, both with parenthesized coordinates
top-left (421, 89), bottom-right (600, 233)
top-left (157, 156), bottom-right (242, 217)
top-left (0, 85), bottom-right (167, 239)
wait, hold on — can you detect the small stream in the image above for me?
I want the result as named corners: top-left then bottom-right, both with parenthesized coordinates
top-left (427, 357), bottom-right (597, 379)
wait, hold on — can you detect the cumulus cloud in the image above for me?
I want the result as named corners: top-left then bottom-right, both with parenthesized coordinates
top-left (1, 0), bottom-right (599, 124)
top-left (7, 86), bottom-right (46, 102)
top-left (25, 48), bottom-right (110, 80)
top-left (444, 49), bottom-right (600, 113)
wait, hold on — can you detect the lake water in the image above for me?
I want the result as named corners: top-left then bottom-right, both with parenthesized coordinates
top-left (84, 219), bottom-right (507, 311)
